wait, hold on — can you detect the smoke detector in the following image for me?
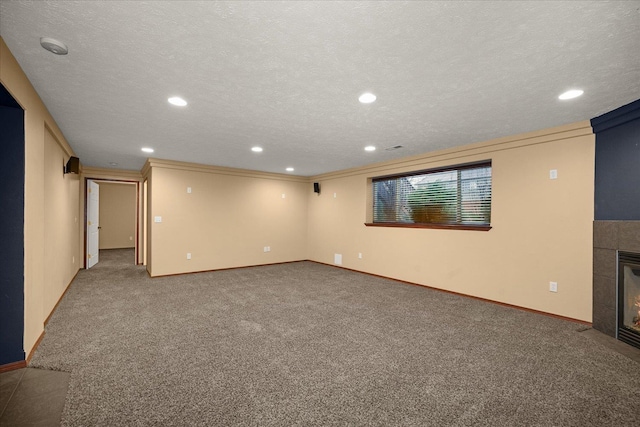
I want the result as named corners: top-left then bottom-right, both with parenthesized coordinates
top-left (40, 37), bottom-right (68, 55)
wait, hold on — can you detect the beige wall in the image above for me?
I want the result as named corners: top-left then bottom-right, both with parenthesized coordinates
top-left (144, 160), bottom-right (309, 277)
top-left (307, 122), bottom-right (595, 322)
top-left (1, 38), bottom-right (80, 357)
top-left (97, 182), bottom-right (136, 250)
top-left (43, 128), bottom-right (80, 317)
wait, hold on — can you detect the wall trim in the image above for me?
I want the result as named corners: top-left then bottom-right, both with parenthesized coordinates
top-left (83, 178), bottom-right (140, 262)
top-left (137, 122), bottom-right (594, 186)
top-left (44, 122), bottom-right (74, 158)
top-left (365, 222), bottom-right (492, 231)
top-left (148, 260), bottom-right (307, 278)
top-left (44, 270), bottom-right (79, 326)
top-left (0, 327), bottom-right (44, 371)
top-left (22, 268), bottom-right (78, 367)
top-left (310, 120), bottom-right (593, 182)
top-left (148, 258), bottom-right (591, 325)
top-left (591, 98), bottom-right (640, 133)
top-left (26, 331), bottom-right (45, 364)
top-left (0, 360), bottom-right (27, 373)
top-left (310, 261), bottom-right (592, 326)
top-left (142, 158), bottom-right (310, 183)
top-left (82, 166), bottom-right (143, 181)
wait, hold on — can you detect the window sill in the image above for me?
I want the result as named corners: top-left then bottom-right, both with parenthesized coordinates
top-left (364, 222), bottom-right (492, 231)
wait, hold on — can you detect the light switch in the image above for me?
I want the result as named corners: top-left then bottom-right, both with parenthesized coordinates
top-left (187, 187), bottom-right (192, 194)
top-left (154, 216), bottom-right (162, 223)
top-left (549, 169), bottom-right (558, 180)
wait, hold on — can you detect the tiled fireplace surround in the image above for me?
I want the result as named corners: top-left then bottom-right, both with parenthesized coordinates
top-left (593, 221), bottom-right (640, 337)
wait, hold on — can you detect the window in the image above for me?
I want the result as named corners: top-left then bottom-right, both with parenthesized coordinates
top-left (370, 161), bottom-right (492, 230)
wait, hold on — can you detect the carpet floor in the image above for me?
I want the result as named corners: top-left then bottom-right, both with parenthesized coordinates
top-left (30, 249), bottom-right (640, 426)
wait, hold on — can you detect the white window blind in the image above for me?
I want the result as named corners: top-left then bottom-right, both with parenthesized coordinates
top-left (373, 162), bottom-right (492, 226)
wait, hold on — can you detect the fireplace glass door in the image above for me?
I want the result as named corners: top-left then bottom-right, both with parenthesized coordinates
top-left (618, 252), bottom-right (640, 349)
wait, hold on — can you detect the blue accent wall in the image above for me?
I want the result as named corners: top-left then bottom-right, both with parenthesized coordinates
top-left (0, 86), bottom-right (25, 365)
top-left (0, 88), bottom-right (20, 109)
top-left (592, 99), bottom-right (640, 220)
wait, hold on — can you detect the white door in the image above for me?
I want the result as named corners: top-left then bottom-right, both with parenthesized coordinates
top-left (87, 180), bottom-right (100, 268)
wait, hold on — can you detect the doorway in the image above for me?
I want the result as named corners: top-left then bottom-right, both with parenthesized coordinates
top-left (84, 179), bottom-right (140, 268)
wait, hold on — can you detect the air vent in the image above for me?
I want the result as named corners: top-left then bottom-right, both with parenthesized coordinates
top-left (385, 145), bottom-right (404, 151)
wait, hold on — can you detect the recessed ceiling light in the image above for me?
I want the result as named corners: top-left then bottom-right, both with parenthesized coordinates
top-left (558, 89), bottom-right (584, 100)
top-left (365, 146), bottom-right (376, 152)
top-left (286, 167), bottom-right (294, 172)
top-left (40, 37), bottom-right (68, 55)
top-left (168, 96), bottom-right (187, 106)
top-left (359, 93), bottom-right (377, 104)
top-left (251, 146), bottom-right (263, 153)
top-left (141, 147), bottom-right (154, 153)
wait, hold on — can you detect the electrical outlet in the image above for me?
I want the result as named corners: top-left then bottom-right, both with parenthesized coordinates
top-left (72, 256), bottom-right (75, 264)
top-left (129, 236), bottom-right (133, 241)
top-left (187, 253), bottom-right (191, 260)
top-left (358, 253), bottom-right (362, 259)
top-left (549, 169), bottom-right (558, 180)
top-left (187, 187), bottom-right (192, 193)
top-left (334, 253), bottom-right (342, 265)
top-left (282, 193), bottom-right (286, 199)
top-left (264, 246), bottom-right (271, 253)
top-left (549, 281), bottom-right (558, 292)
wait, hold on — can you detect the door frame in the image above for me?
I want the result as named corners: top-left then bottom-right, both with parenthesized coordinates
top-left (83, 177), bottom-right (141, 268)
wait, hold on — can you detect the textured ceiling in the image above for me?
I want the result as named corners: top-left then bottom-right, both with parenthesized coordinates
top-left (1, 1), bottom-right (639, 176)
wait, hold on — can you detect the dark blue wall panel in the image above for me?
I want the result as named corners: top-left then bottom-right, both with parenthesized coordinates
top-left (0, 91), bottom-right (25, 365)
top-left (0, 88), bottom-right (20, 109)
top-left (593, 99), bottom-right (640, 220)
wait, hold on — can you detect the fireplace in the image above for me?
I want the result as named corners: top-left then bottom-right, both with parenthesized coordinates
top-left (592, 221), bottom-right (640, 343)
top-left (618, 252), bottom-right (640, 349)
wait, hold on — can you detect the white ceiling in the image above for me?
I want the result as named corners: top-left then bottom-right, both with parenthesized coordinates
top-left (1, 1), bottom-right (639, 176)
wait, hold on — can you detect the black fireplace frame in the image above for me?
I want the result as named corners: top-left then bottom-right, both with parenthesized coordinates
top-left (617, 251), bottom-right (640, 349)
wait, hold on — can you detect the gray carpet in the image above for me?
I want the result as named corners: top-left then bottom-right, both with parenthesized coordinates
top-left (31, 249), bottom-right (640, 426)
